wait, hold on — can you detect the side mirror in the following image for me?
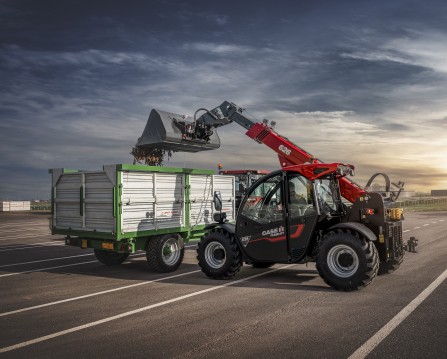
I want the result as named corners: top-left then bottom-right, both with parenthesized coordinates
top-left (213, 191), bottom-right (222, 212)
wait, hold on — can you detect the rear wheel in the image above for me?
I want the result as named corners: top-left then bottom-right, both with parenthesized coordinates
top-left (94, 249), bottom-right (129, 265)
top-left (316, 229), bottom-right (379, 291)
top-left (197, 229), bottom-right (242, 279)
top-left (146, 234), bottom-right (184, 273)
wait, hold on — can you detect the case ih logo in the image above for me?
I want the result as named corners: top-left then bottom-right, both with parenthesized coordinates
top-left (240, 236), bottom-right (251, 247)
top-left (279, 145), bottom-right (291, 156)
top-left (262, 226), bottom-right (285, 237)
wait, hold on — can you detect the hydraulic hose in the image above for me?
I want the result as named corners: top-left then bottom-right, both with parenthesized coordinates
top-left (365, 173), bottom-right (403, 202)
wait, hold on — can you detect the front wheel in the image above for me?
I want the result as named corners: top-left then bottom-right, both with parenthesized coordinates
top-left (146, 234), bottom-right (184, 273)
top-left (197, 229), bottom-right (242, 279)
top-left (94, 249), bottom-right (129, 265)
top-left (316, 229), bottom-right (379, 291)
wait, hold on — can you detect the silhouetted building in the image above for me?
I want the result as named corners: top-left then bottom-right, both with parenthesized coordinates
top-left (431, 190), bottom-right (447, 196)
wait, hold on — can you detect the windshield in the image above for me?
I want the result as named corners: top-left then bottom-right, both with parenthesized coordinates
top-left (315, 178), bottom-right (340, 213)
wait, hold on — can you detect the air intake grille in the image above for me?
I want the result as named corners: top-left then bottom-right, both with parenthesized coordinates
top-left (255, 128), bottom-right (270, 143)
top-left (387, 221), bottom-right (403, 258)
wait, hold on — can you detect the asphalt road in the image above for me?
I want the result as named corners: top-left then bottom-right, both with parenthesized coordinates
top-left (0, 211), bottom-right (446, 358)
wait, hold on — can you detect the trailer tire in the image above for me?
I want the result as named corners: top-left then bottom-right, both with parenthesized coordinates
top-left (316, 229), bottom-right (379, 291)
top-left (94, 249), bottom-right (129, 266)
top-left (378, 256), bottom-right (403, 275)
top-left (146, 234), bottom-right (184, 273)
top-left (197, 228), bottom-right (242, 279)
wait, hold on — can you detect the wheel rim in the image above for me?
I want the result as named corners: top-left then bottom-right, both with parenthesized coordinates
top-left (204, 241), bottom-right (226, 269)
top-left (162, 237), bottom-right (182, 266)
top-left (327, 244), bottom-right (359, 278)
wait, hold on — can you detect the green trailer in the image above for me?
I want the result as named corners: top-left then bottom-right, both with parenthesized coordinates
top-left (50, 164), bottom-right (235, 272)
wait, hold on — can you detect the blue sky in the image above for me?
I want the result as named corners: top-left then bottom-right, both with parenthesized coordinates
top-left (1, 0), bottom-right (447, 199)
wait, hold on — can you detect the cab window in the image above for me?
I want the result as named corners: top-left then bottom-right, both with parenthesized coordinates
top-left (240, 175), bottom-right (283, 224)
top-left (288, 174), bottom-right (315, 218)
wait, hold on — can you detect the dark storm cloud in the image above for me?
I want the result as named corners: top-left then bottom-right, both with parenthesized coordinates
top-left (1, 0), bottom-right (447, 198)
top-left (377, 122), bottom-right (411, 132)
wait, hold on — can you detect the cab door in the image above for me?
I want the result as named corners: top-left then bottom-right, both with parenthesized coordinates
top-left (286, 173), bottom-right (319, 260)
top-left (236, 172), bottom-right (288, 262)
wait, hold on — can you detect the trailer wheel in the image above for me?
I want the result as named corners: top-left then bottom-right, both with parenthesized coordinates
top-left (146, 234), bottom-right (184, 273)
top-left (316, 229), bottom-right (379, 291)
top-left (197, 229), bottom-right (242, 279)
top-left (94, 249), bottom-right (129, 266)
top-left (378, 257), bottom-right (403, 275)
top-left (251, 262), bottom-right (275, 268)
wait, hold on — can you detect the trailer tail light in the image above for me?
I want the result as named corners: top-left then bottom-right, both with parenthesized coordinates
top-left (119, 243), bottom-right (134, 253)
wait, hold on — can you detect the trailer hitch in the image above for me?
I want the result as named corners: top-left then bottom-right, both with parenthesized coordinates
top-left (403, 236), bottom-right (418, 253)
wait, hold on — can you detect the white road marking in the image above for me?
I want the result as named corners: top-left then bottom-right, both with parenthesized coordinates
top-left (0, 254), bottom-right (94, 268)
top-left (423, 224), bottom-right (430, 227)
top-left (0, 225), bottom-right (50, 233)
top-left (0, 269), bottom-right (201, 317)
top-left (414, 226), bottom-right (420, 229)
top-left (0, 264), bottom-right (296, 353)
top-left (0, 253), bottom-right (145, 278)
top-left (0, 233), bottom-right (53, 241)
top-left (0, 228), bottom-right (50, 235)
top-left (348, 267), bottom-right (447, 359)
top-left (0, 240), bottom-right (63, 249)
top-left (0, 260), bottom-right (99, 278)
top-left (0, 242), bottom-right (64, 252)
top-left (0, 222), bottom-right (48, 229)
top-left (403, 230), bottom-right (410, 233)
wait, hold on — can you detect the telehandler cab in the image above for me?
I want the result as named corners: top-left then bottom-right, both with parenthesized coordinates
top-left (135, 101), bottom-right (409, 291)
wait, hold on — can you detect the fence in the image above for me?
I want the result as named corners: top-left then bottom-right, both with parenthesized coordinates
top-left (30, 202), bottom-right (51, 211)
top-left (393, 197), bottom-right (447, 208)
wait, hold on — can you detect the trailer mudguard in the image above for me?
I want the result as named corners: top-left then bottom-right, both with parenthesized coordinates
top-left (328, 222), bottom-right (377, 242)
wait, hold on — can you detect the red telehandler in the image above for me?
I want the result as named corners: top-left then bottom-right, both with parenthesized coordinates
top-left (135, 101), bottom-right (411, 291)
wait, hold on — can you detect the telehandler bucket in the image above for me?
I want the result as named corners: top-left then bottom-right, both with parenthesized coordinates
top-left (135, 109), bottom-right (221, 152)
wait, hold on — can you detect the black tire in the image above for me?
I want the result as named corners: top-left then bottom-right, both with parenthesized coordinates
top-left (378, 256), bottom-right (403, 275)
top-left (196, 228), bottom-right (242, 279)
top-left (146, 234), bottom-right (184, 273)
top-left (316, 229), bottom-right (379, 291)
top-left (94, 249), bottom-right (129, 266)
top-left (251, 262), bottom-right (275, 268)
